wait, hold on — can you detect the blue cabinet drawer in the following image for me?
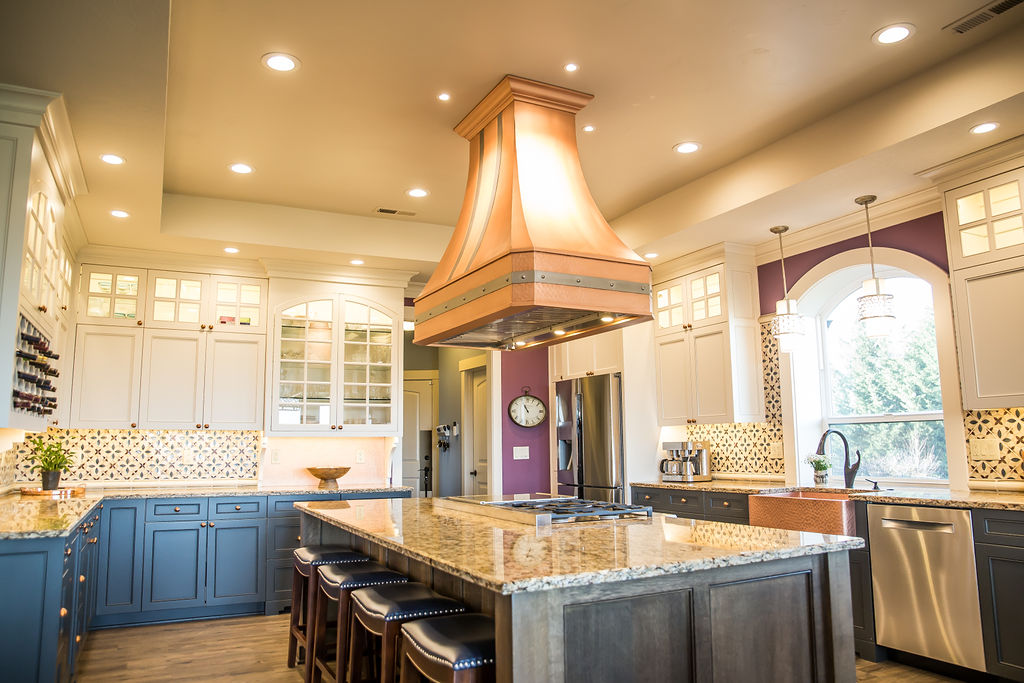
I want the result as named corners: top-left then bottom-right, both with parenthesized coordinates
top-left (210, 496), bottom-right (267, 519)
top-left (267, 494), bottom-right (340, 517)
top-left (974, 509), bottom-right (1024, 548)
top-left (268, 517), bottom-right (304, 558)
top-left (146, 498), bottom-right (208, 522)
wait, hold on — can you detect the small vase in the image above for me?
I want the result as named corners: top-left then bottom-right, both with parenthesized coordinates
top-left (813, 471), bottom-right (829, 487)
top-left (41, 470), bottom-right (61, 491)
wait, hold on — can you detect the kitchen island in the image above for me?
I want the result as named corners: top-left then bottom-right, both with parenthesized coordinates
top-left (296, 497), bottom-right (864, 682)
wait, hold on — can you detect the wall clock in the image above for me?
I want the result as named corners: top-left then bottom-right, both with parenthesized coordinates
top-left (508, 387), bottom-right (547, 428)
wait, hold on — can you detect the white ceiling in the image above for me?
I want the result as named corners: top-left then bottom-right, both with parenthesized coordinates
top-left (1, 0), bottom-right (1023, 283)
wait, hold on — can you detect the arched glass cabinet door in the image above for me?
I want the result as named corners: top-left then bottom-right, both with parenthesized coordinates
top-left (275, 299), bottom-right (335, 429)
top-left (341, 300), bottom-right (394, 428)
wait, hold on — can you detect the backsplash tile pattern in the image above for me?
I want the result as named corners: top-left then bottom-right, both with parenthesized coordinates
top-left (687, 323), bottom-right (782, 476)
top-left (7, 428), bottom-right (261, 484)
top-left (965, 408), bottom-right (1024, 481)
top-left (0, 446), bottom-right (15, 490)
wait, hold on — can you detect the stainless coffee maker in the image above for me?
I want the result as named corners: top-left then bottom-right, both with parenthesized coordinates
top-left (660, 441), bottom-right (712, 483)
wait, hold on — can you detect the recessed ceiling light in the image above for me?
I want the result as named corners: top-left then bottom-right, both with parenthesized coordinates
top-left (350, 259), bottom-right (365, 265)
top-left (110, 209), bottom-right (130, 218)
top-left (230, 163), bottom-right (253, 174)
top-left (582, 125), bottom-right (595, 132)
top-left (407, 188), bottom-right (429, 198)
top-left (644, 252), bottom-right (658, 259)
top-left (600, 315), bottom-right (614, 323)
top-left (563, 63), bottom-right (579, 73)
top-left (224, 247), bottom-right (240, 254)
top-left (100, 154), bottom-right (125, 165)
top-left (261, 52), bottom-right (300, 72)
top-left (872, 23), bottom-right (915, 45)
top-left (553, 329), bottom-right (566, 336)
top-left (674, 142), bottom-right (702, 154)
top-left (437, 92), bottom-right (451, 102)
top-left (403, 320), bottom-right (415, 331)
top-left (971, 122), bottom-right (999, 135)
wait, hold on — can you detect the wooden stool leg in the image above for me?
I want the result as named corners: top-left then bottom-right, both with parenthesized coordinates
top-left (334, 589), bottom-right (351, 683)
top-left (381, 621), bottom-right (402, 683)
top-left (311, 583), bottom-right (330, 683)
top-left (305, 570), bottom-right (320, 682)
top-left (288, 566), bottom-right (304, 668)
top-left (398, 639), bottom-right (415, 683)
top-left (348, 610), bottom-right (366, 683)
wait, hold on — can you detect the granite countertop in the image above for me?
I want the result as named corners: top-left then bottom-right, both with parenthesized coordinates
top-left (0, 484), bottom-right (411, 539)
top-left (630, 479), bottom-right (791, 494)
top-left (847, 487), bottom-right (1024, 511)
top-left (0, 495), bottom-right (103, 539)
top-left (296, 498), bottom-right (863, 595)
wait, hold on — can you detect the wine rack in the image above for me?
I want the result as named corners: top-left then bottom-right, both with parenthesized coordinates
top-left (12, 314), bottom-right (59, 417)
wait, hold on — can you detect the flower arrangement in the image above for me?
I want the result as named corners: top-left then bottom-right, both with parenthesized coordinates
top-left (804, 454), bottom-right (831, 472)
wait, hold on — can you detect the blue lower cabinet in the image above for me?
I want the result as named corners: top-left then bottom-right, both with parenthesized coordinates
top-left (207, 519), bottom-right (266, 605)
top-left (143, 521), bottom-right (208, 610)
top-left (267, 516), bottom-right (303, 558)
top-left (96, 500), bottom-right (145, 616)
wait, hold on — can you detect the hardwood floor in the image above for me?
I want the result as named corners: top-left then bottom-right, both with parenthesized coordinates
top-left (76, 613), bottom-right (959, 682)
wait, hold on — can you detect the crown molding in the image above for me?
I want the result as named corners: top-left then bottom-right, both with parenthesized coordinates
top-left (38, 94), bottom-right (88, 204)
top-left (653, 242), bottom-right (754, 282)
top-left (0, 83), bottom-right (58, 127)
top-left (404, 281), bottom-right (426, 299)
top-left (78, 245), bottom-right (269, 278)
top-left (754, 188), bottom-right (942, 265)
top-left (916, 134), bottom-right (1024, 190)
top-left (259, 258), bottom-right (417, 289)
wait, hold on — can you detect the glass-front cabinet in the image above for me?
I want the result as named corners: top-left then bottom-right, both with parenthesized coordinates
top-left (78, 265), bottom-right (147, 327)
top-left (654, 264), bottom-right (727, 335)
top-left (271, 295), bottom-right (398, 434)
top-left (945, 166), bottom-right (1024, 269)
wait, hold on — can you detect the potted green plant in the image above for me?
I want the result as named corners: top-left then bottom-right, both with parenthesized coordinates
top-left (28, 437), bottom-right (73, 490)
top-left (805, 454), bottom-right (831, 486)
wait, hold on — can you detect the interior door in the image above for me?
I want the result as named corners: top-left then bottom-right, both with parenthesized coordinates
top-left (468, 369), bottom-right (489, 496)
top-left (402, 379), bottom-right (434, 496)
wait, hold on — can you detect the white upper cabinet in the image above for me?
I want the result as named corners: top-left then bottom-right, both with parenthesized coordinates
top-left (69, 325), bottom-right (144, 429)
top-left (20, 190), bottom-right (66, 335)
top-left (79, 265), bottom-right (147, 327)
top-left (654, 263), bottom-right (735, 335)
top-left (208, 275), bottom-right (268, 334)
top-left (269, 290), bottom-right (400, 436)
top-left (944, 166), bottom-right (1024, 270)
top-left (145, 271), bottom-right (209, 330)
top-left (550, 330), bottom-right (623, 381)
top-left (204, 332), bottom-right (265, 429)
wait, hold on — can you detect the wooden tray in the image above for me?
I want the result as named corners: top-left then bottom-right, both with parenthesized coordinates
top-left (20, 486), bottom-right (86, 498)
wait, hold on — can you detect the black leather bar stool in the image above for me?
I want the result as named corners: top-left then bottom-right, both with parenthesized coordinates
top-left (399, 614), bottom-right (496, 683)
top-left (348, 583), bottom-right (466, 683)
top-left (289, 546), bottom-right (371, 681)
top-left (311, 562), bottom-right (409, 683)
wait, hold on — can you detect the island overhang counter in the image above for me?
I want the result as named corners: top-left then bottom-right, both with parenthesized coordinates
top-left (295, 498), bottom-right (863, 682)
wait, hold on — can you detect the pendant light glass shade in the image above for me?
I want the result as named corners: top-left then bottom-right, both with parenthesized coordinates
top-left (769, 225), bottom-right (803, 352)
top-left (854, 195), bottom-right (895, 338)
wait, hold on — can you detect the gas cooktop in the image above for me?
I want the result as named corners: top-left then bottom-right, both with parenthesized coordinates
top-left (435, 495), bottom-right (653, 526)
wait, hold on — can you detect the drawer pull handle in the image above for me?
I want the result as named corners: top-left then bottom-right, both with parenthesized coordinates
top-left (680, 498), bottom-right (686, 503)
top-left (60, 607), bottom-right (68, 617)
top-left (235, 505), bottom-right (242, 510)
top-left (722, 501), bottom-right (730, 507)
top-left (297, 536), bottom-right (302, 542)
top-left (76, 635), bottom-right (81, 643)
top-left (79, 574), bottom-right (85, 583)
top-left (200, 522), bottom-right (207, 527)
top-left (174, 507), bottom-right (181, 512)
top-left (644, 495), bottom-right (651, 500)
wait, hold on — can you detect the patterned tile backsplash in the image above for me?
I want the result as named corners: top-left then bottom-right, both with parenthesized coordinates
top-left (686, 323), bottom-right (784, 477)
top-left (965, 408), bottom-right (1024, 481)
top-left (2, 428), bottom-right (261, 486)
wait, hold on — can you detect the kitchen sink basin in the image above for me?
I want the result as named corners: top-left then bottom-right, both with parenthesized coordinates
top-left (748, 490), bottom-right (856, 536)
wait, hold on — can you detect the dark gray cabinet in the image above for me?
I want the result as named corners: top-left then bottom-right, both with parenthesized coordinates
top-left (975, 509), bottom-right (1024, 682)
top-left (631, 486), bottom-right (749, 524)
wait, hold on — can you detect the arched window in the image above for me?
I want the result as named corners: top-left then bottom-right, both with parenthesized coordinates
top-left (819, 276), bottom-right (947, 481)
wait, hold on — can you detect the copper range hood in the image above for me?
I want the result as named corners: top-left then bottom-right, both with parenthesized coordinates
top-left (413, 75), bottom-right (652, 349)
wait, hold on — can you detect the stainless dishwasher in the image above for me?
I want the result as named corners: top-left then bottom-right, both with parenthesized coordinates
top-left (868, 504), bottom-right (986, 671)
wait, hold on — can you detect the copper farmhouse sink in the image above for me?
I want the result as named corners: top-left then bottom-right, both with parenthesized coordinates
top-left (748, 491), bottom-right (856, 536)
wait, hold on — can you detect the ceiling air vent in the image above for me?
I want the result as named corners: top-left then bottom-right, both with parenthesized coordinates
top-left (375, 207), bottom-right (416, 216)
top-left (944, 0), bottom-right (1023, 34)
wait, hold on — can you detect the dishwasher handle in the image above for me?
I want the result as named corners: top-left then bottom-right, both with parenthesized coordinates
top-left (880, 518), bottom-right (954, 533)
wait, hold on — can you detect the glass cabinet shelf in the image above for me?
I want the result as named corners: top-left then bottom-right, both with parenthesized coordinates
top-left (276, 300), bottom-right (334, 427)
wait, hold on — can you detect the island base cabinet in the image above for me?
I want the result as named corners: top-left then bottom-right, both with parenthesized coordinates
top-left (976, 543), bottom-right (1024, 681)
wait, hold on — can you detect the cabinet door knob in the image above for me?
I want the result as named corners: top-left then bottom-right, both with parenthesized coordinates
top-left (200, 324), bottom-right (207, 330)
top-left (330, 425), bottom-right (337, 430)
top-left (196, 423), bottom-right (202, 428)
top-left (79, 574), bottom-right (85, 583)
top-left (235, 505), bottom-right (241, 510)
top-left (200, 522), bottom-right (206, 527)
top-left (297, 536), bottom-right (301, 542)
top-left (209, 522), bottom-right (215, 527)
top-left (60, 607), bottom-right (68, 617)
top-left (99, 504), bottom-right (103, 509)
top-left (174, 507), bottom-right (181, 512)
top-left (76, 635), bottom-right (81, 643)
top-left (38, 305), bottom-right (47, 313)
top-left (136, 320), bottom-right (143, 326)
top-left (723, 501), bottom-right (730, 507)
top-left (644, 495), bottom-right (651, 500)
top-left (90, 538), bottom-right (97, 544)
top-left (130, 423), bottom-right (137, 428)
top-left (680, 498), bottom-right (687, 503)
top-left (94, 515), bottom-right (99, 521)
top-left (203, 424), bottom-right (209, 429)
top-left (61, 305), bottom-right (67, 311)
top-left (65, 548), bottom-right (72, 556)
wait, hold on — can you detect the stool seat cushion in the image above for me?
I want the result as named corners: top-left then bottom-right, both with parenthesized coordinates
top-left (293, 545), bottom-right (368, 569)
top-left (319, 561), bottom-right (408, 597)
top-left (401, 614), bottom-right (496, 671)
top-left (351, 583), bottom-right (466, 622)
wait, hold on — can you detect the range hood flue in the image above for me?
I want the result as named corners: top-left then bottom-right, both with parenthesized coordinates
top-left (413, 75), bottom-right (652, 349)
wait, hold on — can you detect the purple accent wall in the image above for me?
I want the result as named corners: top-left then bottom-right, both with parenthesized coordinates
top-left (757, 212), bottom-right (948, 315)
top-left (501, 347), bottom-right (551, 494)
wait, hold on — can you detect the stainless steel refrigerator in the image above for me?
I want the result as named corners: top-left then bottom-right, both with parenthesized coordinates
top-left (555, 372), bottom-right (625, 503)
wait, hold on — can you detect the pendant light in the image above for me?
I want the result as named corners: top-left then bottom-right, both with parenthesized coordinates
top-left (769, 225), bottom-right (802, 352)
top-left (854, 195), bottom-right (895, 338)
